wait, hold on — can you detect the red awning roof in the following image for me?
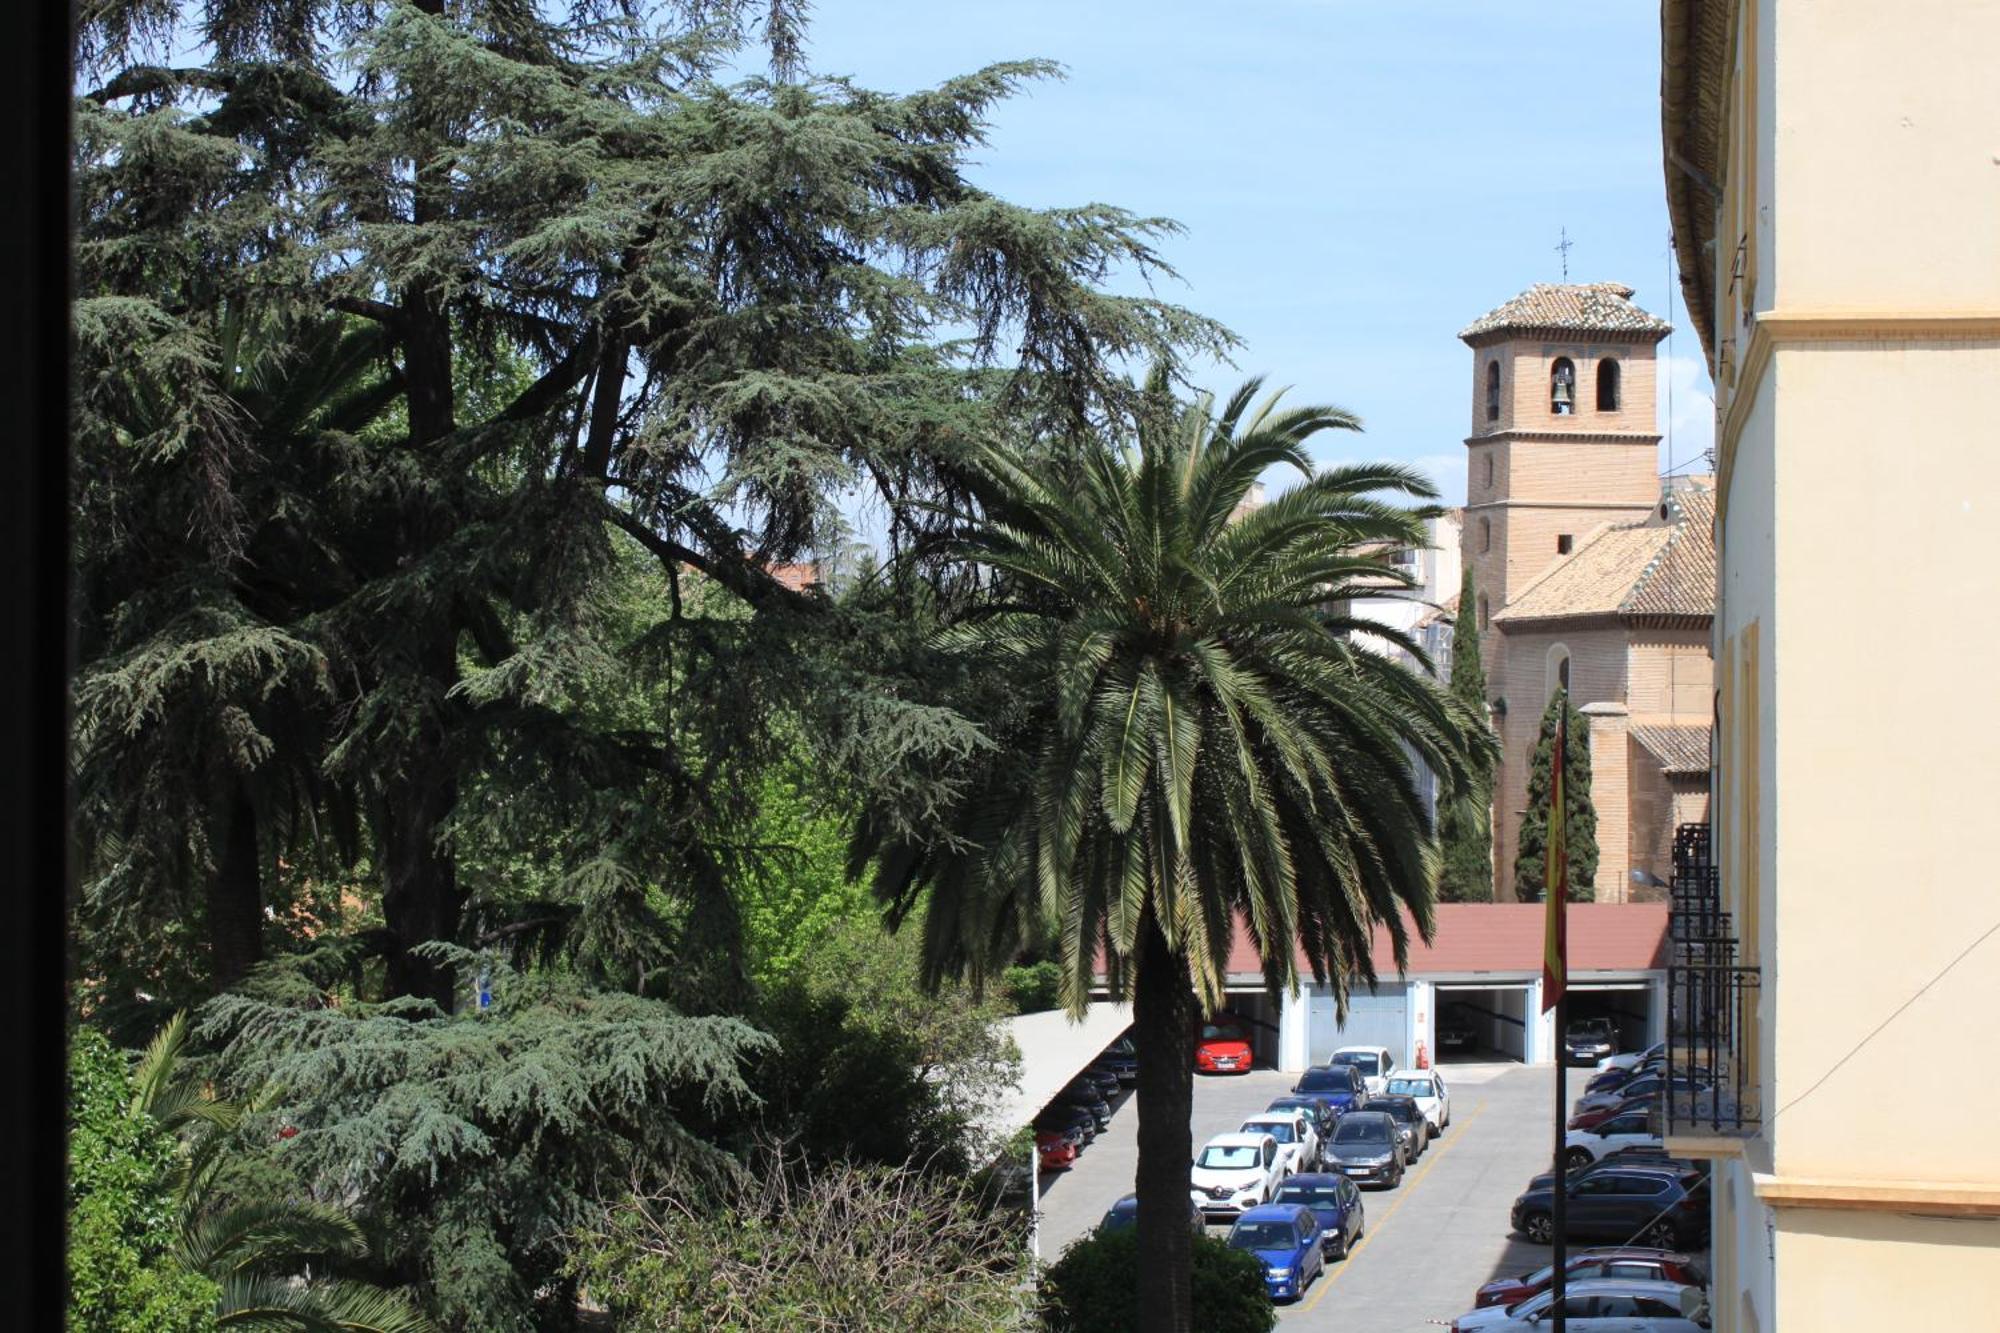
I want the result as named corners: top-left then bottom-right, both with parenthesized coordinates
top-left (1220, 902), bottom-right (1668, 978)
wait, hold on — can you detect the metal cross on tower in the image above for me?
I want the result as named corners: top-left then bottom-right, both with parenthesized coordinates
top-left (1555, 227), bottom-right (1574, 279)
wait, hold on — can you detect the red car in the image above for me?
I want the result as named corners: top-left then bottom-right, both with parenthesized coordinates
top-left (1036, 1130), bottom-right (1079, 1171)
top-left (1473, 1248), bottom-right (1707, 1308)
top-left (1568, 1091), bottom-right (1657, 1130)
top-left (1194, 1016), bottom-right (1254, 1074)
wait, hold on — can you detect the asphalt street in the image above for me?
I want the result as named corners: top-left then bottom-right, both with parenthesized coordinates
top-left (1034, 1061), bottom-right (1601, 1332)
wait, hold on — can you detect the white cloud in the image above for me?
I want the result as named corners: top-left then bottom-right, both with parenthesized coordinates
top-left (1656, 350), bottom-right (1716, 479)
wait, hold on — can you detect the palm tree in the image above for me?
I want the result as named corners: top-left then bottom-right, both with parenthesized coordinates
top-left (133, 1013), bottom-right (434, 1332)
top-left (861, 375), bottom-right (1495, 1331)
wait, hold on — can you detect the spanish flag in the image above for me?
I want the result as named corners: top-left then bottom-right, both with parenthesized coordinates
top-left (1541, 696), bottom-right (1568, 1012)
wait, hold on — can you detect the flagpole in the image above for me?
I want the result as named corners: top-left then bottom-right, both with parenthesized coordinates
top-left (1551, 985), bottom-right (1568, 1332)
top-left (1543, 692), bottom-right (1571, 1333)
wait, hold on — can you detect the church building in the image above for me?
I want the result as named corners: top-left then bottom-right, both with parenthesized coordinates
top-left (1457, 282), bottom-right (1714, 899)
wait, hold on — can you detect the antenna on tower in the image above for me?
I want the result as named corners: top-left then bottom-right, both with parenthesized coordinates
top-left (1555, 227), bottom-right (1574, 280)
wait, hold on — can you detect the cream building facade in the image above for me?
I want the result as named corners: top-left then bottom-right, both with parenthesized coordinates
top-left (1662, 1), bottom-right (2000, 1329)
top-left (1457, 284), bottom-right (1713, 899)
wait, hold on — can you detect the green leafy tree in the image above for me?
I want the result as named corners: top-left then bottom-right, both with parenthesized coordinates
top-left (1513, 688), bottom-right (1598, 901)
top-left (1037, 1228), bottom-right (1273, 1333)
top-left (1436, 566), bottom-right (1495, 901)
top-left (73, 0), bottom-right (1231, 1011)
top-left (200, 949), bottom-right (772, 1330)
top-left (68, 1027), bottom-right (221, 1333)
top-left (856, 376), bottom-right (1495, 1331)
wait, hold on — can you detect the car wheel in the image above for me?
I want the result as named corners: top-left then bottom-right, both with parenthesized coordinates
top-left (1640, 1219), bottom-right (1678, 1248)
top-left (1522, 1212), bottom-right (1554, 1245)
top-left (1565, 1146), bottom-right (1594, 1171)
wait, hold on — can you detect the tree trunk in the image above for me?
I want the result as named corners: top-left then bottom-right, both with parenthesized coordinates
top-left (1133, 913), bottom-right (1196, 1333)
top-left (207, 782), bottom-right (264, 990)
top-left (379, 738), bottom-right (461, 1010)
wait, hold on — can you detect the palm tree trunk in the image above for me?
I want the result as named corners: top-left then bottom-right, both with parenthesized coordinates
top-left (1133, 913), bottom-right (1196, 1333)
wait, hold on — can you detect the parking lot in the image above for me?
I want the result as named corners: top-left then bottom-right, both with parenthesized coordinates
top-left (1036, 1062), bottom-right (1620, 1331)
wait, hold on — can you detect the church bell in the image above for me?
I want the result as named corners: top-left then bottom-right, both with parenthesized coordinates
top-left (1552, 377), bottom-right (1573, 408)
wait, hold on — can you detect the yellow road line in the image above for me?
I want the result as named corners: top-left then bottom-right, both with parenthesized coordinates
top-left (1289, 1099), bottom-right (1492, 1318)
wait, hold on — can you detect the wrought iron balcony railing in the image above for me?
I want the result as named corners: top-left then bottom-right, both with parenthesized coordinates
top-left (1665, 823), bottom-right (1762, 1135)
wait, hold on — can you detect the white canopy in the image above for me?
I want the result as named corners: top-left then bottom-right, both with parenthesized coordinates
top-left (983, 1001), bottom-right (1134, 1141)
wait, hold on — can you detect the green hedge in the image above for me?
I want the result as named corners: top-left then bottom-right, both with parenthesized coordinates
top-left (1037, 1227), bottom-right (1274, 1333)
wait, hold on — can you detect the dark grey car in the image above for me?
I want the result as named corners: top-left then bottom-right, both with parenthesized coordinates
top-left (1366, 1093), bottom-right (1430, 1160)
top-left (1322, 1111), bottom-right (1406, 1188)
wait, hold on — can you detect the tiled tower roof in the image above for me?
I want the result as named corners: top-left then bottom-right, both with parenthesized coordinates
top-left (1459, 282), bottom-right (1673, 345)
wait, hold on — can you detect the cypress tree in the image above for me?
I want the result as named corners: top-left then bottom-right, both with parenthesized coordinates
top-left (1513, 688), bottom-right (1598, 901)
top-left (1436, 566), bottom-right (1494, 901)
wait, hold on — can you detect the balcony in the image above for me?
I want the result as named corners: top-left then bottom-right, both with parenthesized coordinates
top-left (1665, 823), bottom-right (1762, 1137)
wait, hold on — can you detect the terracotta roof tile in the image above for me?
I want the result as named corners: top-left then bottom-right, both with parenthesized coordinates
top-left (1492, 482), bottom-right (1715, 626)
top-left (1621, 486), bottom-right (1715, 618)
top-left (1459, 282), bottom-right (1672, 344)
top-left (1220, 902), bottom-right (1669, 978)
top-left (1632, 724), bottom-right (1711, 777)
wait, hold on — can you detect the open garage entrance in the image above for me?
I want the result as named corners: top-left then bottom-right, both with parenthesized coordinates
top-left (1220, 989), bottom-right (1284, 1069)
top-left (1564, 982), bottom-right (1656, 1056)
top-left (1433, 983), bottom-right (1532, 1062)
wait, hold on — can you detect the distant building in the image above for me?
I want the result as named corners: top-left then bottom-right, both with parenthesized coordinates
top-left (1457, 282), bottom-right (1713, 898)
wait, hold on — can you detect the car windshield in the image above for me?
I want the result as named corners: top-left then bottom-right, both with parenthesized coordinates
top-left (1275, 1183), bottom-right (1343, 1205)
top-left (1332, 1052), bottom-right (1381, 1074)
top-left (1333, 1119), bottom-right (1389, 1144)
top-left (1295, 1070), bottom-right (1346, 1092)
top-left (1196, 1144), bottom-right (1261, 1170)
top-left (1568, 1021), bottom-right (1613, 1037)
top-left (1245, 1121), bottom-right (1295, 1142)
top-left (1200, 1022), bottom-right (1244, 1041)
top-left (1384, 1078), bottom-right (1430, 1096)
top-left (1228, 1222), bottom-right (1299, 1251)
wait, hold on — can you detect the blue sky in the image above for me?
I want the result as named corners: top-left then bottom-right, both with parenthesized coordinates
top-left (797, 0), bottom-right (1715, 507)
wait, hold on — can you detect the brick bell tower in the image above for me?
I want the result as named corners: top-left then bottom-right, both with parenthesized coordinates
top-left (1457, 282), bottom-right (1671, 682)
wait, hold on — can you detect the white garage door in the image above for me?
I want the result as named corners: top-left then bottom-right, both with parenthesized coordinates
top-left (1308, 985), bottom-right (1408, 1065)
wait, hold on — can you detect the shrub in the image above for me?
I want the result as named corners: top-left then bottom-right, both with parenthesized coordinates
top-left (573, 1148), bottom-right (1031, 1331)
top-left (1002, 960), bottom-right (1063, 1015)
top-left (66, 1027), bottom-right (220, 1333)
top-left (1037, 1227), bottom-right (1274, 1333)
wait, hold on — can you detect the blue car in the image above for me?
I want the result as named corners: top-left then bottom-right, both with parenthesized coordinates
top-left (1226, 1203), bottom-right (1324, 1302)
top-left (1290, 1064), bottom-right (1368, 1120)
top-left (1270, 1172), bottom-right (1366, 1259)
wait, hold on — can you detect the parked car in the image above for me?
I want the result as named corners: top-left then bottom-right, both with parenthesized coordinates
top-left (1563, 1017), bottom-right (1621, 1065)
top-left (1382, 1068), bottom-right (1452, 1133)
top-left (1328, 1045), bottom-right (1397, 1095)
top-left (1095, 1034), bottom-right (1139, 1084)
top-left (1194, 1016), bottom-right (1254, 1074)
top-left (1189, 1131), bottom-right (1288, 1220)
top-left (1473, 1248), bottom-right (1709, 1309)
top-left (1526, 1154), bottom-right (1697, 1194)
top-left (1240, 1110), bottom-right (1320, 1173)
top-left (1225, 1203), bottom-right (1325, 1302)
top-left (1564, 1107), bottom-right (1665, 1168)
top-left (1570, 1090), bottom-right (1659, 1131)
top-left (1573, 1072), bottom-right (1711, 1119)
top-left (1450, 1277), bottom-right (1710, 1331)
top-left (1595, 1040), bottom-right (1666, 1074)
top-left (1511, 1167), bottom-right (1710, 1248)
top-left (1097, 1192), bottom-right (1205, 1236)
top-left (1033, 1105), bottom-right (1096, 1146)
top-left (1290, 1063), bottom-right (1368, 1118)
top-left (1075, 1065), bottom-right (1122, 1100)
top-left (1271, 1172), bottom-right (1366, 1259)
top-left (1035, 1129), bottom-right (1078, 1171)
top-left (1321, 1110), bottom-right (1406, 1188)
top-left (1265, 1095), bottom-right (1339, 1141)
top-left (1583, 1060), bottom-right (1658, 1096)
top-left (1437, 1006), bottom-right (1478, 1054)
top-left (1366, 1094), bottom-right (1430, 1160)
top-left (1056, 1082), bottom-right (1112, 1131)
